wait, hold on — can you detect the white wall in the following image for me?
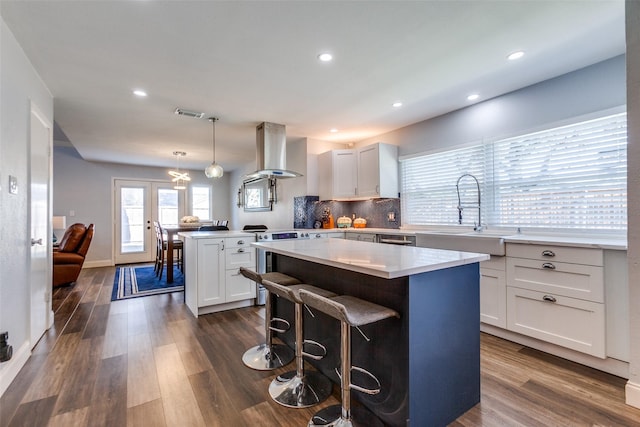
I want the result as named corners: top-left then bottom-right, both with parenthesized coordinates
top-left (625, 0), bottom-right (640, 409)
top-left (0, 16), bottom-right (53, 395)
top-left (53, 145), bottom-right (231, 266)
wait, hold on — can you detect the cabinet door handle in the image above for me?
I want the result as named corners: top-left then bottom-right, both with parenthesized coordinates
top-left (542, 295), bottom-right (557, 303)
top-left (541, 250), bottom-right (555, 257)
top-left (237, 248), bottom-right (244, 253)
top-left (237, 240), bottom-right (244, 245)
top-left (542, 262), bottom-right (556, 270)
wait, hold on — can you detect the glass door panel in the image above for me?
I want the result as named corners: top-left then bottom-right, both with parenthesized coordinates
top-left (115, 180), bottom-right (152, 264)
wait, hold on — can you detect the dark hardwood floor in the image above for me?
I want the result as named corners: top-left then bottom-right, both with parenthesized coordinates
top-left (1, 266), bottom-right (639, 427)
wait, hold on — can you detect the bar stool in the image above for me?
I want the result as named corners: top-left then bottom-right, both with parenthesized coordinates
top-left (240, 267), bottom-right (300, 370)
top-left (262, 279), bottom-right (336, 408)
top-left (298, 290), bottom-right (400, 427)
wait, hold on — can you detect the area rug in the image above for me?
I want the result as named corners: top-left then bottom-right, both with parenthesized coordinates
top-left (111, 265), bottom-right (184, 301)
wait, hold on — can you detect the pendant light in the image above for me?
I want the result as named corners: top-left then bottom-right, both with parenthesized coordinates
top-left (205, 117), bottom-right (224, 178)
top-left (169, 151), bottom-right (191, 189)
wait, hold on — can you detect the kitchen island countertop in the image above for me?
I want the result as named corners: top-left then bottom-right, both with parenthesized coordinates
top-left (252, 237), bottom-right (489, 279)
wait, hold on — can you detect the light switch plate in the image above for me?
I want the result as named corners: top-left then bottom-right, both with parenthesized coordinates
top-left (8, 175), bottom-right (17, 194)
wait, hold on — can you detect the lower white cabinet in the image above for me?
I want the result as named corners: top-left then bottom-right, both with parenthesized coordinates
top-left (506, 286), bottom-right (605, 357)
top-left (505, 243), bottom-right (606, 358)
top-left (480, 256), bottom-right (506, 328)
top-left (184, 234), bottom-right (256, 317)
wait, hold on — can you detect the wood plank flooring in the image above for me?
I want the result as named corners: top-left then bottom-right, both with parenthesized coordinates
top-left (2, 266), bottom-right (640, 427)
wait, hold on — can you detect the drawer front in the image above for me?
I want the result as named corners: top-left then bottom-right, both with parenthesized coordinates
top-left (506, 287), bottom-right (605, 358)
top-left (481, 255), bottom-right (506, 270)
top-left (507, 243), bottom-right (603, 266)
top-left (225, 237), bottom-right (254, 249)
top-left (225, 247), bottom-right (255, 269)
top-left (225, 270), bottom-right (256, 302)
top-left (507, 258), bottom-right (604, 302)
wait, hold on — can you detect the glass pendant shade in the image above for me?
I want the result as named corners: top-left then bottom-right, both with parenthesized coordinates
top-left (205, 117), bottom-right (224, 178)
top-left (205, 162), bottom-right (224, 178)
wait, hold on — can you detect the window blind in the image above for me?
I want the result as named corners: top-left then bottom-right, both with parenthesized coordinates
top-left (400, 111), bottom-right (627, 230)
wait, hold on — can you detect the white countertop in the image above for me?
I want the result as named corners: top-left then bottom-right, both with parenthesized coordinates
top-left (178, 231), bottom-right (255, 239)
top-left (252, 238), bottom-right (489, 279)
top-left (503, 233), bottom-right (626, 250)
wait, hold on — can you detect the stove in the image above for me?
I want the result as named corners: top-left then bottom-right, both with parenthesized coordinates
top-left (255, 230), bottom-right (312, 241)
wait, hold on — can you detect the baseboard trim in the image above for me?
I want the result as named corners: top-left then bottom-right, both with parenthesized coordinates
top-left (626, 381), bottom-right (640, 408)
top-left (83, 259), bottom-right (113, 268)
top-left (0, 341), bottom-right (31, 398)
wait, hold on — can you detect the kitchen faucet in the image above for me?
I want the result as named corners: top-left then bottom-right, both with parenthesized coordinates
top-left (456, 174), bottom-right (483, 232)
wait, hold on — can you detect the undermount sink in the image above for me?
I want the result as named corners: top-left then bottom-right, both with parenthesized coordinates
top-left (416, 230), bottom-right (511, 256)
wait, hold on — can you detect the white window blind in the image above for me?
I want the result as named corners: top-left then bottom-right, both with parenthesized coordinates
top-left (400, 111), bottom-right (627, 230)
top-left (401, 144), bottom-right (486, 226)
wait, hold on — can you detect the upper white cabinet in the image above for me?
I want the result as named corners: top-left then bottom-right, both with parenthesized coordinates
top-left (318, 143), bottom-right (398, 200)
top-left (356, 143), bottom-right (399, 198)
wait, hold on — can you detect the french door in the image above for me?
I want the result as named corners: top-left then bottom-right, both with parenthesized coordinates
top-left (114, 179), bottom-right (185, 264)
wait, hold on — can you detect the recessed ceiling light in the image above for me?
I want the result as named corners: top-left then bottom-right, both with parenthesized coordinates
top-left (467, 94), bottom-right (479, 101)
top-left (318, 53), bottom-right (333, 62)
top-left (330, 128), bottom-right (339, 133)
top-left (392, 102), bottom-right (403, 108)
top-left (507, 51), bottom-right (525, 61)
top-left (133, 89), bottom-right (147, 97)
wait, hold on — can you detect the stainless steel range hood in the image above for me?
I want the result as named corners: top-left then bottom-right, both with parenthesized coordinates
top-left (244, 122), bottom-right (302, 180)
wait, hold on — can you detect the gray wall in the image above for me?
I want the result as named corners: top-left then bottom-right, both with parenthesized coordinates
top-left (53, 146), bottom-right (231, 266)
top-left (0, 15), bottom-right (54, 393)
top-left (357, 55), bottom-right (626, 157)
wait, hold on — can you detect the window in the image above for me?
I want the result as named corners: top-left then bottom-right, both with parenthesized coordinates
top-left (400, 111), bottom-right (627, 231)
top-left (191, 186), bottom-right (211, 220)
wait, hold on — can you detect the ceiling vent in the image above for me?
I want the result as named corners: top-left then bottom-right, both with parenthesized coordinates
top-left (174, 108), bottom-right (205, 119)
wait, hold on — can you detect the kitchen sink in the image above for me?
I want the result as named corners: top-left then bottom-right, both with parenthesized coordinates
top-left (416, 230), bottom-right (513, 256)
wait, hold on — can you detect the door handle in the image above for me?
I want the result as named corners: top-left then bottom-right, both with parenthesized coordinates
top-left (542, 263), bottom-right (556, 270)
top-left (31, 238), bottom-right (43, 246)
top-left (541, 250), bottom-right (555, 257)
top-left (542, 295), bottom-right (557, 303)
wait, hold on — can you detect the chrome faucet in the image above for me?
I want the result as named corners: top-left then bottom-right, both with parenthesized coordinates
top-left (456, 174), bottom-right (482, 231)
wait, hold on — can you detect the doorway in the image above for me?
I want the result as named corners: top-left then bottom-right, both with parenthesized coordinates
top-left (29, 104), bottom-right (52, 347)
top-left (114, 179), bottom-right (185, 265)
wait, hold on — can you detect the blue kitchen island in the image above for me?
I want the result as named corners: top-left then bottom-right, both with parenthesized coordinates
top-left (252, 238), bottom-right (489, 427)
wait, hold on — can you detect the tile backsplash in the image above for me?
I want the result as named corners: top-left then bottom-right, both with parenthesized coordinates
top-left (294, 196), bottom-right (400, 229)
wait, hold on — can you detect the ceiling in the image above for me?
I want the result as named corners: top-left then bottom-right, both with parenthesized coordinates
top-left (0, 1), bottom-right (625, 172)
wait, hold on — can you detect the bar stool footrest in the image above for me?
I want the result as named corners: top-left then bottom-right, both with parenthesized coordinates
top-left (336, 366), bottom-right (381, 395)
top-left (269, 317), bottom-right (291, 334)
top-left (302, 339), bottom-right (327, 361)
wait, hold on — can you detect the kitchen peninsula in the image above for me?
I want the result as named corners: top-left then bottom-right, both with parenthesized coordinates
top-left (252, 238), bottom-right (489, 426)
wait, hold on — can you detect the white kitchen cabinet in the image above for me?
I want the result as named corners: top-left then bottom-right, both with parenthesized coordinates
top-left (480, 256), bottom-right (506, 328)
top-left (224, 237), bottom-right (256, 302)
top-left (183, 233), bottom-right (257, 317)
top-left (505, 243), bottom-right (606, 358)
top-left (318, 149), bottom-right (357, 200)
top-left (356, 143), bottom-right (399, 199)
top-left (318, 143), bottom-right (398, 200)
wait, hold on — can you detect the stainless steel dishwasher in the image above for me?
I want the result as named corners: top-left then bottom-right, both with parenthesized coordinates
top-left (376, 233), bottom-right (416, 246)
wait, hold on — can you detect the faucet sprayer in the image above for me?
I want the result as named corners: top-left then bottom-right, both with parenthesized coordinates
top-left (456, 174), bottom-right (482, 231)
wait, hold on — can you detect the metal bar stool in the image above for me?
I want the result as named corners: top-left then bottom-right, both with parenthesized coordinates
top-left (240, 267), bottom-right (300, 370)
top-left (262, 279), bottom-right (336, 408)
top-left (298, 290), bottom-right (400, 427)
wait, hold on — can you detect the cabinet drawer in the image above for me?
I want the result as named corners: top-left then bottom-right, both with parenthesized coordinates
top-left (225, 269), bottom-right (256, 302)
top-left (506, 287), bottom-right (605, 358)
top-left (225, 247), bottom-right (255, 269)
top-left (225, 237), bottom-right (254, 249)
top-left (507, 243), bottom-right (603, 266)
top-left (506, 258), bottom-right (604, 302)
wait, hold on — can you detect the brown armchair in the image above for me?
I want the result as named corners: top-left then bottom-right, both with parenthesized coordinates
top-left (53, 223), bottom-right (94, 287)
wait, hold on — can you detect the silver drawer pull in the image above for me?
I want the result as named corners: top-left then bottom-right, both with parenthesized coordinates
top-left (237, 240), bottom-right (245, 245)
top-left (541, 250), bottom-right (555, 257)
top-left (542, 295), bottom-right (557, 303)
top-left (542, 262), bottom-right (556, 270)
top-left (237, 248), bottom-right (244, 253)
